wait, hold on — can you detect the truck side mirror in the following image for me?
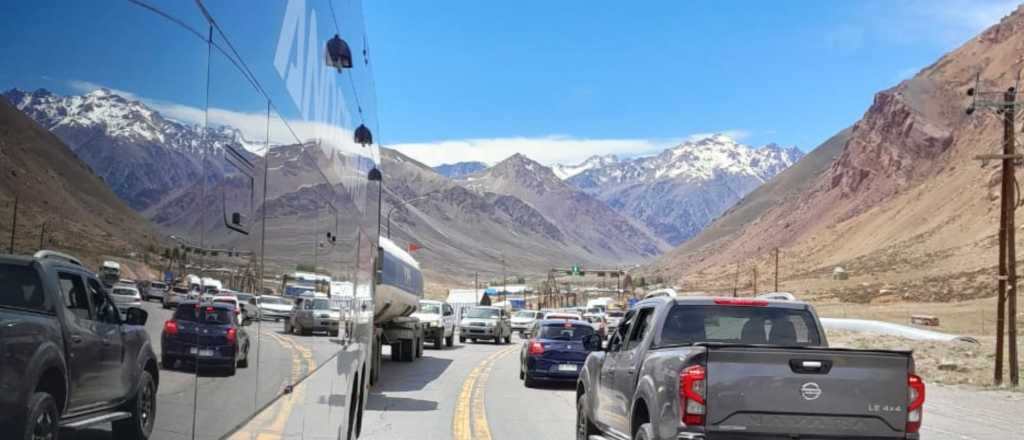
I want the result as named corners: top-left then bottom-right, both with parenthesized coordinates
top-left (583, 334), bottom-right (603, 351)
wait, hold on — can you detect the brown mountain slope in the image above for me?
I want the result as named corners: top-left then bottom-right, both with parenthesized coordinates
top-left (650, 6), bottom-right (1024, 302)
top-left (0, 96), bottom-right (159, 265)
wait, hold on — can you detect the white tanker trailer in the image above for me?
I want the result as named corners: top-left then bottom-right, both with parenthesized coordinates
top-left (369, 237), bottom-right (426, 385)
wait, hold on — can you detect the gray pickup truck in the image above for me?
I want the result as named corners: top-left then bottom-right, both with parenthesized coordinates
top-left (576, 296), bottom-right (925, 440)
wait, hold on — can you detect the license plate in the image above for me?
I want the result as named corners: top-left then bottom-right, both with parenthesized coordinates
top-left (190, 347), bottom-right (215, 357)
top-left (558, 364), bottom-right (578, 372)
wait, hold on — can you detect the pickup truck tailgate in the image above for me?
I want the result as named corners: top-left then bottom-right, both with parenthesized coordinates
top-left (705, 346), bottom-right (911, 438)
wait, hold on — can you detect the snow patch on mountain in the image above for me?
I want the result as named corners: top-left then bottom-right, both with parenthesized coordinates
top-left (551, 154), bottom-right (619, 180)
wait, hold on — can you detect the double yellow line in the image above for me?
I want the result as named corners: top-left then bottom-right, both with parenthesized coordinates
top-left (452, 346), bottom-right (518, 440)
top-left (229, 330), bottom-right (317, 440)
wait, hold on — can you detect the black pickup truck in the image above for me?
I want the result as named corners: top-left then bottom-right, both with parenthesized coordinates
top-left (0, 251), bottom-right (159, 440)
top-left (576, 296), bottom-right (925, 440)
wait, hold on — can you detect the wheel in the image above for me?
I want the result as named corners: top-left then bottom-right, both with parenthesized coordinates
top-left (161, 355), bottom-right (176, 370)
top-left (112, 370), bottom-right (156, 440)
top-left (576, 393), bottom-right (599, 440)
top-left (434, 334), bottom-right (444, 349)
top-left (460, 335), bottom-right (466, 343)
top-left (472, 338), bottom-right (478, 344)
top-left (446, 333), bottom-right (454, 347)
top-left (633, 423), bottom-right (654, 440)
top-left (226, 359), bottom-right (237, 375)
top-left (391, 343), bottom-right (403, 362)
top-left (524, 371), bottom-right (537, 388)
top-left (519, 366), bottom-right (525, 380)
top-left (401, 340), bottom-right (415, 362)
top-left (284, 320), bottom-right (293, 334)
top-left (237, 344), bottom-right (249, 368)
top-left (415, 338), bottom-right (423, 358)
top-left (21, 392), bottom-right (58, 440)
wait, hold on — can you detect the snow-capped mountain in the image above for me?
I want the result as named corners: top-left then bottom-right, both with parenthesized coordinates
top-left (566, 134), bottom-right (803, 245)
top-left (2, 88), bottom-right (260, 210)
top-left (433, 161), bottom-right (488, 179)
top-left (550, 154), bottom-right (619, 180)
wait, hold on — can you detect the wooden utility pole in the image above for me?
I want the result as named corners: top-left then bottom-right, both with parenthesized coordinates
top-left (1004, 88), bottom-right (1019, 386)
top-left (968, 78), bottom-right (1022, 386)
top-left (38, 220), bottom-right (47, 250)
top-left (774, 248), bottom-right (780, 292)
top-left (8, 196), bottom-right (17, 254)
top-left (752, 266), bottom-right (758, 296)
top-left (732, 263), bottom-right (739, 297)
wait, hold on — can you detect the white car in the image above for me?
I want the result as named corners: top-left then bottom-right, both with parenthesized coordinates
top-left (411, 300), bottom-right (456, 348)
top-left (212, 295), bottom-right (244, 324)
top-left (511, 310), bottom-right (543, 336)
top-left (257, 295), bottom-right (294, 322)
top-left (110, 284), bottom-right (142, 311)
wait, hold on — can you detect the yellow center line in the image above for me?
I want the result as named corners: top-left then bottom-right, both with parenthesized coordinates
top-left (454, 346), bottom-right (518, 440)
top-left (229, 330), bottom-right (315, 440)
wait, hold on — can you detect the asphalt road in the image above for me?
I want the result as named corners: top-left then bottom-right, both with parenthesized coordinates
top-left (63, 300), bottom-right (341, 440)
top-left (361, 334), bottom-right (1024, 440)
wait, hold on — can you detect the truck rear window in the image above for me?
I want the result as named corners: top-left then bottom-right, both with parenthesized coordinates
top-left (0, 264), bottom-right (49, 312)
top-left (658, 305), bottom-right (822, 347)
top-left (538, 323), bottom-right (595, 341)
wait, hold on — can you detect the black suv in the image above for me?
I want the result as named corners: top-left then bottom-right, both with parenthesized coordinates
top-left (0, 251), bottom-right (159, 440)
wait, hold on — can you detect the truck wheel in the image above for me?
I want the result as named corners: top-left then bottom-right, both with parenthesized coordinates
top-left (460, 335), bottom-right (466, 343)
top-left (415, 338), bottom-right (423, 358)
top-left (633, 423), bottom-right (654, 440)
top-left (471, 338), bottom-right (478, 344)
top-left (446, 333), bottom-right (454, 347)
top-left (402, 340), bottom-right (415, 362)
top-left (391, 343), bottom-right (403, 362)
top-left (22, 392), bottom-right (59, 440)
top-left (113, 370), bottom-right (156, 440)
top-left (576, 393), bottom-right (599, 440)
top-left (434, 334), bottom-right (444, 349)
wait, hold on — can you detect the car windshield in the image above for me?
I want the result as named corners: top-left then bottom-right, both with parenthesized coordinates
top-left (112, 288), bottom-right (135, 296)
top-left (607, 311), bottom-right (625, 318)
top-left (538, 323), bottom-right (595, 341)
top-left (514, 311), bottom-right (537, 318)
top-left (174, 305), bottom-right (233, 324)
top-left (151, 282), bottom-right (166, 289)
top-left (306, 299), bottom-right (331, 310)
top-left (466, 308), bottom-right (500, 318)
top-left (262, 296), bottom-right (291, 305)
top-left (236, 293), bottom-right (253, 302)
top-left (420, 304), bottom-right (441, 314)
top-left (658, 305), bottom-right (822, 347)
top-left (213, 299), bottom-right (236, 307)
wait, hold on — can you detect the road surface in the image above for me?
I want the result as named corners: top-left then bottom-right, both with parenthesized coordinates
top-left (361, 334), bottom-right (1024, 440)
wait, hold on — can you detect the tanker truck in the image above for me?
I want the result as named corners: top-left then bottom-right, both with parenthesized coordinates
top-left (368, 237), bottom-right (425, 385)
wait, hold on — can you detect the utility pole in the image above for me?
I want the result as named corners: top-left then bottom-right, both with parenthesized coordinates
top-left (8, 196), bottom-right (17, 254)
top-left (752, 266), bottom-right (758, 296)
top-left (733, 263), bottom-right (739, 297)
top-left (967, 76), bottom-right (1021, 386)
top-left (38, 220), bottom-right (46, 250)
top-left (774, 248), bottom-right (780, 292)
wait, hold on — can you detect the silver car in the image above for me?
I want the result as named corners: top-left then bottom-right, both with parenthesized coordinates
top-left (110, 285), bottom-right (142, 311)
top-left (459, 306), bottom-right (512, 344)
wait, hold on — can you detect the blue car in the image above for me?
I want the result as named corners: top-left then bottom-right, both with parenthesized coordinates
top-left (519, 319), bottom-right (602, 387)
top-left (161, 301), bottom-right (251, 375)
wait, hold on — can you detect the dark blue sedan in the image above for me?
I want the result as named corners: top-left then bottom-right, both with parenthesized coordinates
top-left (519, 319), bottom-right (602, 387)
top-left (161, 301), bottom-right (251, 375)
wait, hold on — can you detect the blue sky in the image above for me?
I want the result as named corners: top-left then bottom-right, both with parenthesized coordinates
top-left (365, 0), bottom-right (1021, 166)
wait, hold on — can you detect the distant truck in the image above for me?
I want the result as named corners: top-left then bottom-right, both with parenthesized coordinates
top-left (99, 260), bottom-right (121, 286)
top-left (0, 251), bottom-right (158, 440)
top-left (577, 296), bottom-right (925, 440)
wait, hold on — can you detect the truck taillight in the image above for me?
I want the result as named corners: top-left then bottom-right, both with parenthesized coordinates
top-left (528, 339), bottom-right (544, 356)
top-left (680, 365), bottom-right (706, 426)
top-left (226, 328), bottom-right (237, 344)
top-left (907, 374), bottom-right (925, 433)
top-left (163, 320), bottom-right (178, 335)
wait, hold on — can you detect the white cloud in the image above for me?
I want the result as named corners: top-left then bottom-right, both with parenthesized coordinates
top-left (69, 80), bottom-right (140, 101)
top-left (390, 130), bottom-right (751, 167)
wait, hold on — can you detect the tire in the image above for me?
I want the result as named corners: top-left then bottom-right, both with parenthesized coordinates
top-left (472, 338), bottom-right (478, 344)
top-left (226, 359), bottom-right (237, 376)
top-left (524, 372), bottom-right (537, 388)
top-left (576, 393), bottom-right (599, 440)
top-left (21, 392), bottom-right (59, 440)
top-left (434, 334), bottom-right (444, 349)
top-left (161, 355), bottom-right (175, 370)
top-left (112, 370), bottom-right (156, 440)
top-left (459, 335), bottom-right (466, 343)
top-left (284, 320), bottom-right (293, 334)
top-left (238, 344), bottom-right (249, 368)
top-left (401, 340), bottom-right (414, 362)
top-left (519, 366), bottom-right (525, 380)
top-left (446, 333), bottom-right (454, 347)
top-left (415, 338), bottom-right (423, 358)
top-left (391, 343), bottom-right (403, 362)
top-left (633, 423), bottom-right (654, 440)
